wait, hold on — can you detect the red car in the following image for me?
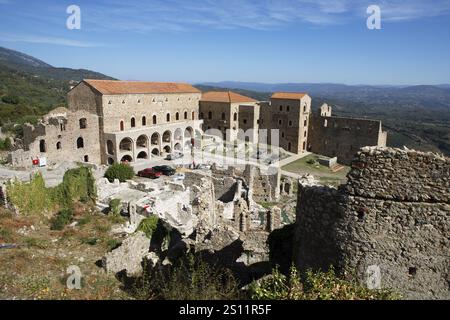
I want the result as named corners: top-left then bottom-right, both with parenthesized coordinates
top-left (137, 168), bottom-right (162, 179)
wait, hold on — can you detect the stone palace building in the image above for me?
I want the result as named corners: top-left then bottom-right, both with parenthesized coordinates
top-left (8, 79), bottom-right (387, 168)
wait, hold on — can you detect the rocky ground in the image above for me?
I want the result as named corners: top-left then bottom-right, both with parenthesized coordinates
top-left (0, 204), bottom-right (128, 300)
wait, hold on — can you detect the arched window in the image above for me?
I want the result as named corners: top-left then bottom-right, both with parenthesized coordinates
top-left (184, 111), bottom-right (188, 120)
top-left (221, 112), bottom-right (226, 120)
top-left (279, 105), bottom-right (283, 111)
top-left (303, 105), bottom-right (307, 112)
top-left (56, 142), bottom-right (62, 150)
top-left (153, 115), bottom-right (157, 125)
top-left (120, 121), bottom-right (124, 131)
top-left (84, 155), bottom-right (89, 163)
top-left (79, 118), bottom-right (87, 129)
top-left (77, 137), bottom-right (84, 149)
top-left (131, 117), bottom-right (136, 128)
top-left (288, 142), bottom-right (292, 151)
top-left (39, 140), bottom-right (46, 153)
top-left (233, 113), bottom-right (237, 121)
top-left (176, 112), bottom-right (180, 121)
top-left (166, 113), bottom-right (171, 122)
top-left (192, 111), bottom-right (195, 120)
top-left (142, 116), bottom-right (146, 126)
top-left (324, 119), bottom-right (328, 127)
top-left (208, 111), bottom-right (212, 119)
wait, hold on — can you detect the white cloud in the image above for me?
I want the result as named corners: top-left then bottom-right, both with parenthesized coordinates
top-left (79, 0), bottom-right (450, 32)
top-left (0, 33), bottom-right (107, 47)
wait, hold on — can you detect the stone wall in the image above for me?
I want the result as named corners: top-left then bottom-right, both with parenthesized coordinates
top-left (308, 107), bottom-right (387, 165)
top-left (8, 108), bottom-right (101, 168)
top-left (294, 147), bottom-right (449, 299)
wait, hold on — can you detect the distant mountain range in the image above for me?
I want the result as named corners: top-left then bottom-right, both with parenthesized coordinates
top-left (199, 81), bottom-right (450, 111)
top-left (0, 46), bottom-right (114, 127)
top-left (0, 46), bottom-right (114, 81)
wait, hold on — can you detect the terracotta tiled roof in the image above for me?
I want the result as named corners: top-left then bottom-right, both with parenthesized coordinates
top-left (83, 79), bottom-right (201, 95)
top-left (271, 92), bottom-right (308, 100)
top-left (200, 91), bottom-right (257, 103)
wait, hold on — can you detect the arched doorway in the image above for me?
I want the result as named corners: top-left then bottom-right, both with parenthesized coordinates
top-left (174, 128), bottom-right (183, 141)
top-left (151, 148), bottom-right (160, 157)
top-left (151, 132), bottom-right (160, 146)
top-left (107, 157), bottom-right (114, 165)
top-left (174, 143), bottom-right (182, 151)
top-left (136, 135), bottom-right (148, 149)
top-left (137, 151), bottom-right (148, 160)
top-left (119, 137), bottom-right (133, 152)
top-left (162, 130), bottom-right (171, 143)
top-left (121, 155), bottom-right (133, 163)
top-left (163, 145), bottom-right (171, 154)
top-left (184, 127), bottom-right (194, 139)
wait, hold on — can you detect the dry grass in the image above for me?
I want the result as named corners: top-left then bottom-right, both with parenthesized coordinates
top-left (0, 204), bottom-right (128, 300)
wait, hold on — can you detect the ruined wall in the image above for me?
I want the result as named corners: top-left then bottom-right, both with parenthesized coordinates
top-left (308, 109), bottom-right (387, 165)
top-left (243, 165), bottom-right (280, 203)
top-left (294, 147), bottom-right (449, 299)
top-left (8, 108), bottom-right (101, 168)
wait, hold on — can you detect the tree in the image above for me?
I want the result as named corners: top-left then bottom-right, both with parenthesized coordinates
top-left (104, 163), bottom-right (135, 182)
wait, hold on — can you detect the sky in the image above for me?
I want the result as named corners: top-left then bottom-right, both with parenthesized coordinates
top-left (0, 0), bottom-right (450, 85)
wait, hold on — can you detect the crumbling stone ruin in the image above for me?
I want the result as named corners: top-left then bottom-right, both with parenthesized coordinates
top-left (8, 107), bottom-right (101, 168)
top-left (308, 104), bottom-right (387, 165)
top-left (101, 163), bottom-right (288, 283)
top-left (294, 147), bottom-right (449, 299)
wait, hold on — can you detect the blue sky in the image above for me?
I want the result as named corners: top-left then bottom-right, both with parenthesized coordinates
top-left (0, 0), bottom-right (450, 85)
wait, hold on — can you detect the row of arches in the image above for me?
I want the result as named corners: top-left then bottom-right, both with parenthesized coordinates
top-left (119, 111), bottom-right (197, 131)
top-left (108, 127), bottom-right (197, 164)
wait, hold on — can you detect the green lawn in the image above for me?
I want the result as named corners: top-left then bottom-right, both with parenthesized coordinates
top-left (282, 154), bottom-right (350, 187)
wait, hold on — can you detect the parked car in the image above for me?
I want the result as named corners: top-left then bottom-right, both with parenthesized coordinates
top-left (137, 168), bottom-right (162, 179)
top-left (165, 151), bottom-right (184, 160)
top-left (153, 165), bottom-right (176, 176)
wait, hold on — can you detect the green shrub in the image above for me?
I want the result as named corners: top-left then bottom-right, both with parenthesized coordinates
top-left (106, 238), bottom-right (122, 251)
top-left (80, 237), bottom-right (98, 246)
top-left (249, 266), bottom-right (399, 300)
top-left (1, 95), bottom-right (19, 105)
top-left (0, 138), bottom-right (12, 151)
top-left (109, 198), bottom-right (122, 216)
top-left (136, 216), bottom-right (159, 239)
top-left (6, 167), bottom-right (96, 216)
top-left (50, 208), bottom-right (73, 230)
top-left (104, 163), bottom-right (135, 182)
top-left (131, 255), bottom-right (241, 300)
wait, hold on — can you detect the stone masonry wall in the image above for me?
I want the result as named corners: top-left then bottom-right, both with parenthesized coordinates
top-left (294, 147), bottom-right (449, 299)
top-left (308, 111), bottom-right (387, 165)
